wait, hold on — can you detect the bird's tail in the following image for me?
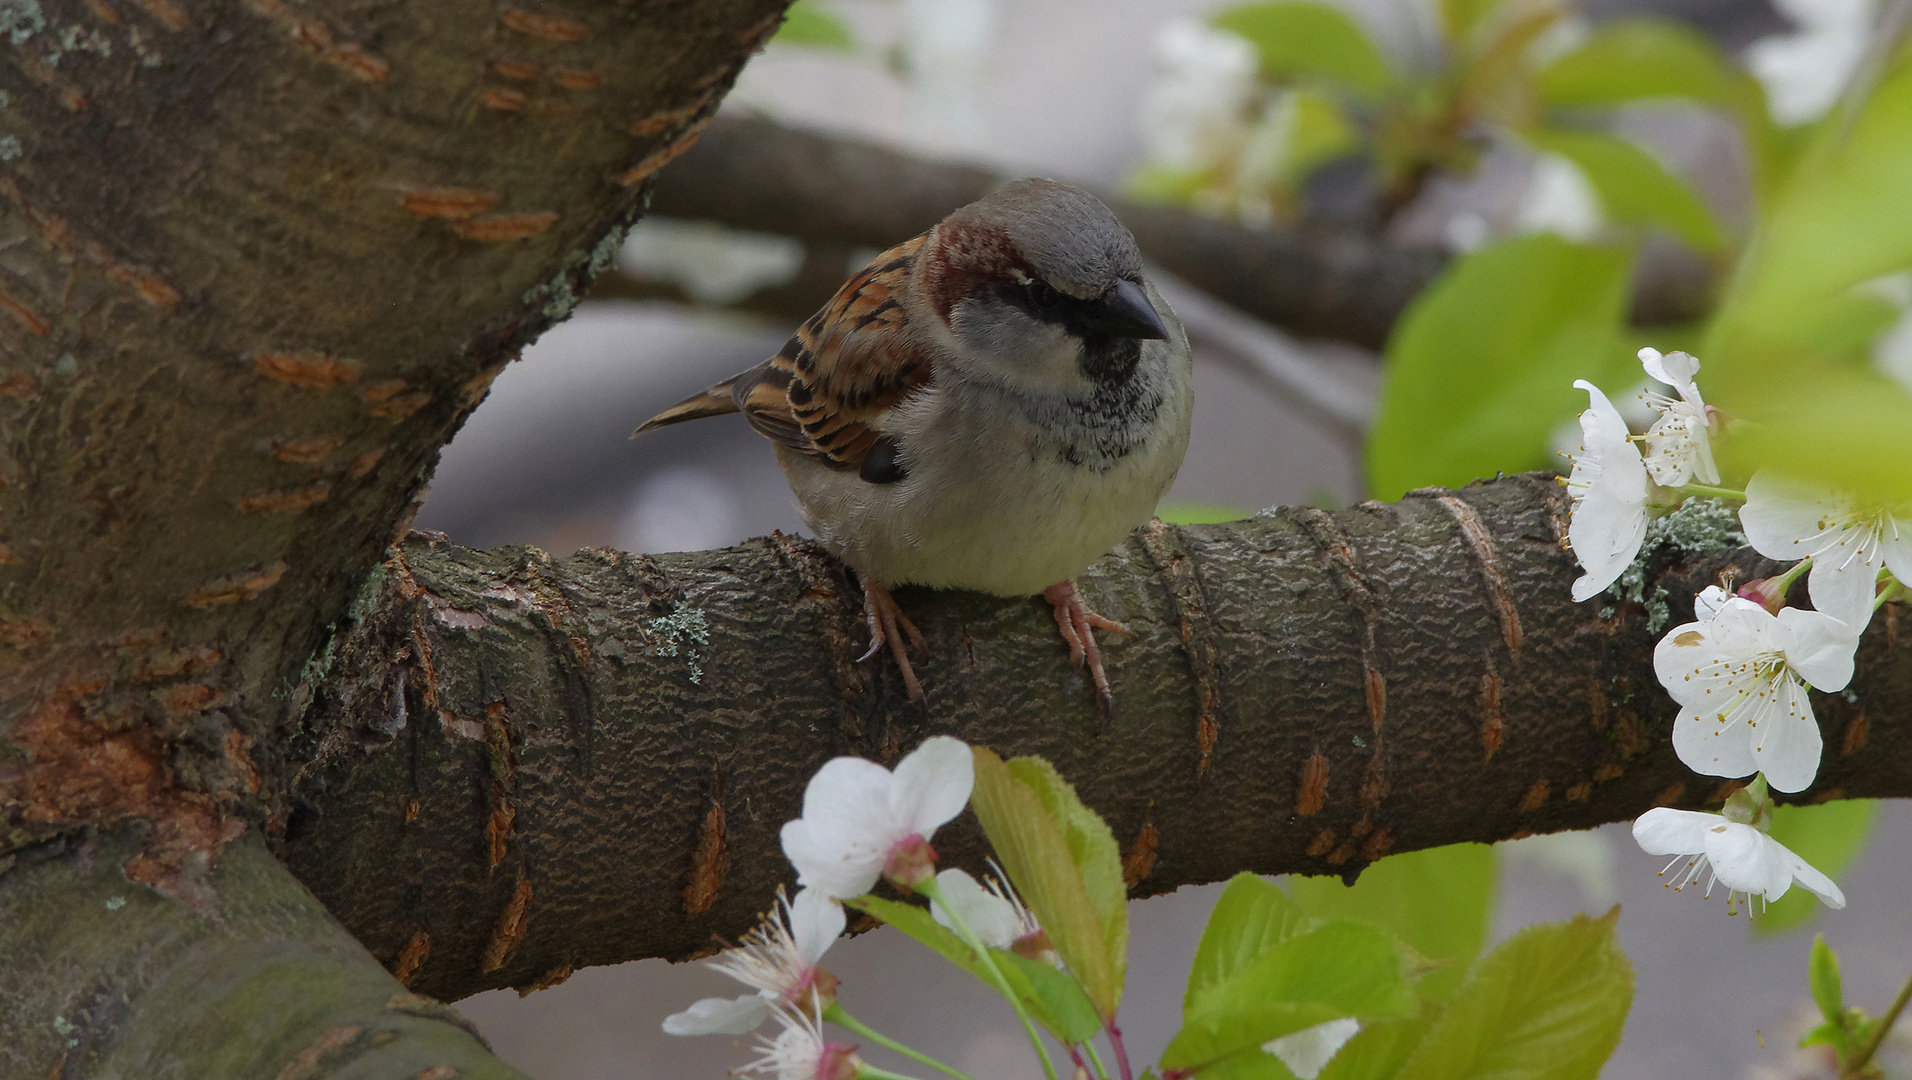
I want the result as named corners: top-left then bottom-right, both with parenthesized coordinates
top-left (631, 376), bottom-right (742, 437)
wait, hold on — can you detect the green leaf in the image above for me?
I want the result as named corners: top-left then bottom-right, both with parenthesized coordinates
top-left (1001, 754), bottom-right (1128, 1008)
top-left (969, 748), bottom-right (1124, 1018)
top-left (1366, 235), bottom-right (1634, 500)
top-left (771, 0), bottom-right (855, 50)
top-left (1439, 0), bottom-right (1504, 43)
top-left (1213, 2), bottom-right (1391, 98)
top-left (1317, 1013), bottom-right (1436, 1080)
top-left (845, 894), bottom-right (986, 979)
top-left (1187, 874), bottom-right (1321, 1011)
top-left (1754, 800), bottom-right (1878, 934)
top-left (1798, 1018), bottom-right (1845, 1050)
top-left (1192, 1049), bottom-right (1301, 1080)
top-left (1809, 934), bottom-right (1845, 1024)
top-left (995, 950), bottom-right (1104, 1045)
top-left (1537, 18), bottom-right (1739, 107)
top-left (1701, 45), bottom-right (1912, 504)
top-left (1531, 129), bottom-right (1724, 252)
top-left (1393, 909), bottom-right (1634, 1080)
top-left (845, 895), bottom-right (1102, 1044)
top-left (1287, 844), bottom-right (1496, 1002)
top-left (1164, 922), bottom-right (1415, 1073)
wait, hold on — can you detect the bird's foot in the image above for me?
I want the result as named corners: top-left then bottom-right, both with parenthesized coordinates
top-left (859, 577), bottom-right (928, 706)
top-left (1043, 580), bottom-right (1132, 721)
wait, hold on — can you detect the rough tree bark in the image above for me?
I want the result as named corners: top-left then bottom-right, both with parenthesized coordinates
top-left (0, 0), bottom-right (785, 1075)
top-left (272, 476), bottom-right (1908, 1003)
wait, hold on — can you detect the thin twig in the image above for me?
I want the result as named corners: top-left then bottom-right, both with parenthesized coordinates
top-left (1839, 966), bottom-right (1912, 1080)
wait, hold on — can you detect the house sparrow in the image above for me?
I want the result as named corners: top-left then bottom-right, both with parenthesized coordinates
top-left (635, 178), bottom-right (1193, 716)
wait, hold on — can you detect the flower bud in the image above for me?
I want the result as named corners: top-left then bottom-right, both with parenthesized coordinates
top-left (883, 833), bottom-right (938, 891)
top-left (1735, 576), bottom-right (1788, 615)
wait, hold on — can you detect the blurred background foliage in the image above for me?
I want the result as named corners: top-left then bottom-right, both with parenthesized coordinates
top-left (422, 0), bottom-right (1912, 1075)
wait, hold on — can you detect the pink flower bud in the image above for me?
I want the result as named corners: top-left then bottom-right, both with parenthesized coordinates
top-left (883, 833), bottom-right (938, 890)
top-left (1736, 576), bottom-right (1787, 615)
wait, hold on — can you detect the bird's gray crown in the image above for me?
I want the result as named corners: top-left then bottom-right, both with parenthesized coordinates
top-left (951, 178), bottom-right (1144, 299)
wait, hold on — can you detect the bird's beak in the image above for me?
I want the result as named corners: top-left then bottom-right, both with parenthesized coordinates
top-left (1079, 278), bottom-right (1169, 340)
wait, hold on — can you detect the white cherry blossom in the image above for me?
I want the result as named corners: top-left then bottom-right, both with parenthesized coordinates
top-left (1655, 589), bottom-right (1859, 792)
top-left (929, 867), bottom-right (1048, 960)
top-left (781, 736), bottom-right (975, 898)
top-left (737, 1004), bottom-right (862, 1080)
top-left (1740, 472), bottom-right (1912, 631)
top-left (1634, 348), bottom-right (1720, 487)
top-left (663, 888), bottom-right (846, 1036)
top-left (1633, 807), bottom-right (1846, 911)
top-left (1264, 1018), bottom-right (1362, 1080)
top-left (1565, 379), bottom-right (1651, 601)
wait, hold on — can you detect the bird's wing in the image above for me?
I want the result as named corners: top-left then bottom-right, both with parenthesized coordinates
top-left (730, 234), bottom-right (935, 471)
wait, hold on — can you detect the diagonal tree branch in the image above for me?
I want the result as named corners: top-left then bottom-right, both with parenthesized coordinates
top-left (278, 474), bottom-right (1910, 1003)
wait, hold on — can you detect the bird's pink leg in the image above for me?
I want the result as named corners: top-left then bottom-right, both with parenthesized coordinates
top-left (859, 577), bottom-right (927, 705)
top-left (1043, 580), bottom-right (1132, 719)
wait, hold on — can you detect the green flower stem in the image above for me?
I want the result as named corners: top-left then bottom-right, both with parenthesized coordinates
top-left (857, 1065), bottom-right (932, 1080)
top-left (1837, 964), bottom-right (1912, 1080)
top-left (916, 877), bottom-right (1060, 1080)
top-left (1772, 557), bottom-right (1812, 594)
top-left (1680, 483), bottom-right (1747, 503)
top-left (825, 1003), bottom-right (976, 1080)
top-left (1874, 576), bottom-right (1905, 611)
top-left (1082, 1041), bottom-right (1112, 1080)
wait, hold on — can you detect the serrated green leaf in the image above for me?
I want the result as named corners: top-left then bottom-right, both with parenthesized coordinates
top-left (1367, 235), bottom-right (1634, 500)
top-left (995, 950), bottom-right (1103, 1044)
top-left (1004, 754), bottom-right (1128, 994)
top-left (1194, 1049), bottom-right (1302, 1080)
top-left (1531, 129), bottom-right (1724, 252)
top-left (1317, 1013), bottom-right (1435, 1080)
top-left (1810, 934), bottom-right (1845, 1023)
top-left (1164, 923), bottom-right (1415, 1073)
top-left (1537, 18), bottom-right (1738, 106)
top-left (1287, 844), bottom-right (1495, 1003)
top-left (1393, 909), bottom-right (1633, 1080)
top-left (1213, 2), bottom-right (1391, 98)
top-left (1187, 874), bottom-right (1321, 1011)
top-left (970, 748), bottom-right (1122, 1018)
top-left (1754, 801), bottom-right (1878, 934)
top-left (771, 0), bottom-right (855, 50)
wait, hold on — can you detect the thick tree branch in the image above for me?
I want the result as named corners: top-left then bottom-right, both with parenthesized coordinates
top-left (0, 828), bottom-right (524, 1080)
top-left (636, 117), bottom-right (1714, 350)
top-left (279, 475), bottom-right (1909, 1002)
top-left (643, 116), bottom-right (1450, 350)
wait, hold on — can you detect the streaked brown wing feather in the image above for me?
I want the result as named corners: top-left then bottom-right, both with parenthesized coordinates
top-left (735, 235), bottom-right (934, 470)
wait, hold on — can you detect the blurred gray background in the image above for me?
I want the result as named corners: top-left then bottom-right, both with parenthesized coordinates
top-left (413, 0), bottom-right (1910, 1076)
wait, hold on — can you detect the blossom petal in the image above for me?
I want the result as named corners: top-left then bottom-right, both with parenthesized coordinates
top-left (1703, 822), bottom-right (1794, 901)
top-left (1805, 543), bottom-right (1882, 631)
top-left (1671, 702), bottom-right (1761, 780)
top-left (1740, 473), bottom-right (1843, 560)
top-left (1778, 608), bottom-right (1859, 692)
top-left (1693, 585), bottom-right (1732, 621)
top-left (1574, 380), bottom-right (1633, 448)
top-left (1782, 848), bottom-right (1847, 909)
top-left (1631, 808), bottom-right (1716, 855)
top-left (789, 888), bottom-right (846, 965)
top-left (889, 736), bottom-right (974, 838)
top-left (1880, 517), bottom-right (1912, 585)
top-left (663, 993), bottom-right (773, 1036)
top-left (1264, 1018), bottom-right (1362, 1080)
top-left (930, 868), bottom-right (1022, 951)
top-left (781, 818), bottom-right (883, 899)
top-left (1751, 674), bottom-right (1823, 794)
top-left (1570, 489), bottom-right (1649, 601)
top-left (1653, 618), bottom-right (1747, 708)
top-left (1640, 347), bottom-right (1701, 393)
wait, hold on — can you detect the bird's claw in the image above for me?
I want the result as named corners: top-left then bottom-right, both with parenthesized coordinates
top-left (1044, 580), bottom-right (1122, 721)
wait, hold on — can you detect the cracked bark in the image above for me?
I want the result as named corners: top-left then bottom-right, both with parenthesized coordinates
top-left (0, 0), bottom-right (786, 1073)
top-left (277, 475), bottom-right (1910, 1003)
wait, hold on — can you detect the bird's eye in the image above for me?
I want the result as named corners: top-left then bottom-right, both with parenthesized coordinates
top-left (1027, 280), bottom-right (1060, 308)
